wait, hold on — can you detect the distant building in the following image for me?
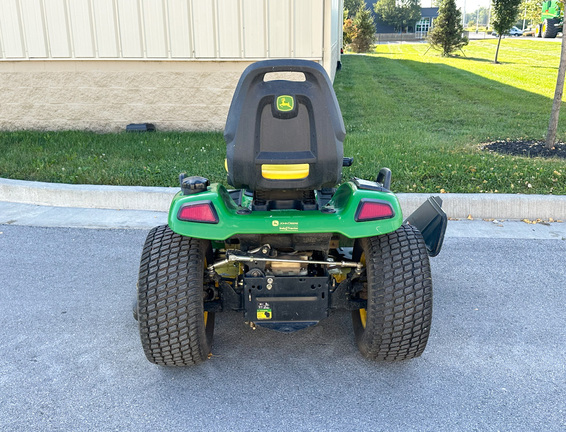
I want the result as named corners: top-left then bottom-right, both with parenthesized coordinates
top-left (416, 8), bottom-right (440, 35)
top-left (364, 1), bottom-right (439, 34)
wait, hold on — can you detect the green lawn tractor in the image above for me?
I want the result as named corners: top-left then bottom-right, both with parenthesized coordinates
top-left (135, 59), bottom-right (447, 366)
top-left (535, 0), bottom-right (563, 38)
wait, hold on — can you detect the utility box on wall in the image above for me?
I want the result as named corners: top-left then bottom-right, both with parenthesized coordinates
top-left (0, 0), bottom-right (344, 132)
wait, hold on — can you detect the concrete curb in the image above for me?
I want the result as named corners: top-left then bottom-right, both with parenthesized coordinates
top-left (0, 177), bottom-right (176, 212)
top-left (1, 177), bottom-right (565, 220)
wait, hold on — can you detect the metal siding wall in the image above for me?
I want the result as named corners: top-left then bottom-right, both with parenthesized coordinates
top-left (217, 0), bottom-right (241, 58)
top-left (267, 0), bottom-right (291, 57)
top-left (117, 0), bottom-right (143, 58)
top-left (68, 0), bottom-right (95, 58)
top-left (0, 0), bottom-right (332, 65)
top-left (20, 0), bottom-right (47, 58)
top-left (0, 0), bottom-right (25, 58)
top-left (142, 0), bottom-right (169, 58)
top-left (92, 0), bottom-right (119, 58)
top-left (191, 0), bottom-right (216, 58)
top-left (44, 0), bottom-right (71, 58)
top-left (167, 0), bottom-right (193, 58)
top-left (294, 0), bottom-right (322, 58)
top-left (242, 0), bottom-right (266, 58)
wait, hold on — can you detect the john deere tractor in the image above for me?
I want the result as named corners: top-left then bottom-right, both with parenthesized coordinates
top-left (134, 59), bottom-right (447, 366)
top-left (535, 0), bottom-right (563, 38)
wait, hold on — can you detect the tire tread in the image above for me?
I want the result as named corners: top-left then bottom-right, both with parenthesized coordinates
top-left (354, 224), bottom-right (433, 361)
top-left (137, 225), bottom-right (212, 366)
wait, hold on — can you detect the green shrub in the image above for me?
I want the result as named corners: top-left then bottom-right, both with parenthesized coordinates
top-left (351, 5), bottom-right (376, 53)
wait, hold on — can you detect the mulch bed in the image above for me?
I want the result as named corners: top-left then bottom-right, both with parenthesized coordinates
top-left (481, 140), bottom-right (566, 159)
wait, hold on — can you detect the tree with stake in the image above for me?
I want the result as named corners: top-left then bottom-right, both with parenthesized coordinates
top-left (545, 17), bottom-right (566, 149)
top-left (427, 0), bottom-right (468, 56)
top-left (491, 0), bottom-right (522, 64)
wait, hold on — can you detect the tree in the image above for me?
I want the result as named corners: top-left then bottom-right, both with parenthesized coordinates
top-left (545, 18), bottom-right (566, 149)
top-left (351, 5), bottom-right (376, 52)
top-left (374, 0), bottom-right (422, 32)
top-left (427, 0), bottom-right (468, 56)
top-left (344, 0), bottom-right (365, 18)
top-left (491, 0), bottom-right (522, 63)
top-left (343, 15), bottom-right (356, 45)
top-left (520, 0), bottom-right (542, 26)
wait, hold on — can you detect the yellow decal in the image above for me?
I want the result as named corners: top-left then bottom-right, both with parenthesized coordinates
top-left (276, 95), bottom-right (294, 112)
top-left (257, 309), bottom-right (272, 320)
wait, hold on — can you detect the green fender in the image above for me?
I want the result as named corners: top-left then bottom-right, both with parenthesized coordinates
top-left (167, 181), bottom-right (403, 241)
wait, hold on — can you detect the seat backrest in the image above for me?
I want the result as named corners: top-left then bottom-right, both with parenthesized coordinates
top-left (224, 59), bottom-right (346, 191)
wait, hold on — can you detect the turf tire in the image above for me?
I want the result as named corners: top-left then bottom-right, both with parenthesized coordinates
top-left (542, 18), bottom-right (559, 38)
top-left (352, 224), bottom-right (432, 361)
top-left (137, 225), bottom-right (214, 366)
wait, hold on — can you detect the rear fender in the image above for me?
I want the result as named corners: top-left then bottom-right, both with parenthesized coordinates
top-left (167, 182), bottom-right (404, 241)
top-left (404, 196), bottom-right (447, 257)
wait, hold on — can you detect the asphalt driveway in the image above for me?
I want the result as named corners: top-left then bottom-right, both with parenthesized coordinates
top-left (0, 225), bottom-right (564, 431)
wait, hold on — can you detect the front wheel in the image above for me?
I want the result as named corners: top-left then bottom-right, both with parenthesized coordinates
top-left (137, 225), bottom-right (215, 366)
top-left (535, 23), bottom-right (542, 38)
top-left (352, 225), bottom-right (433, 361)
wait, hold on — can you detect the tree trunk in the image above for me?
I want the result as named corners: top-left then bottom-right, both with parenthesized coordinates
top-left (545, 21), bottom-right (566, 150)
top-left (494, 35), bottom-right (502, 64)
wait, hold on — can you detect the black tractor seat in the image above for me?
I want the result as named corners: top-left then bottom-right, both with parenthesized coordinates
top-left (224, 59), bottom-right (346, 210)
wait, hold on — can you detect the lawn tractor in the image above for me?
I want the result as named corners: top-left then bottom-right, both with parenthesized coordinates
top-left (135, 59), bottom-right (447, 366)
top-left (535, 0), bottom-right (563, 38)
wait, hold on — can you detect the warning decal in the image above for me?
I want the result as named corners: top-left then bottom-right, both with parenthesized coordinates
top-left (257, 302), bottom-right (272, 320)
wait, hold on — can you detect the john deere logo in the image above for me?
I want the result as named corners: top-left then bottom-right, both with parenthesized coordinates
top-left (276, 95), bottom-right (294, 112)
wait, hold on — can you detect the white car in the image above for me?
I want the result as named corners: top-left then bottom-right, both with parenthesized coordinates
top-left (509, 26), bottom-right (523, 36)
top-left (492, 26), bottom-right (523, 37)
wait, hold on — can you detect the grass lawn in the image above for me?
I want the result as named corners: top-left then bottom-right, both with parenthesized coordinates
top-left (0, 38), bottom-right (565, 194)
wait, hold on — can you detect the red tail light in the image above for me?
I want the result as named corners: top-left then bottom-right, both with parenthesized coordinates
top-left (177, 201), bottom-right (219, 224)
top-left (355, 199), bottom-right (395, 222)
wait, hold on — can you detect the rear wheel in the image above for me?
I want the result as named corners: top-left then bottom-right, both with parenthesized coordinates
top-left (352, 225), bottom-right (432, 361)
top-left (535, 23), bottom-right (542, 38)
top-left (137, 225), bottom-right (215, 366)
top-left (542, 18), bottom-right (559, 38)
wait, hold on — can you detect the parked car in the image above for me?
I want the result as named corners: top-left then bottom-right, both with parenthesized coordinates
top-left (509, 26), bottom-right (524, 36)
top-left (492, 26), bottom-right (523, 37)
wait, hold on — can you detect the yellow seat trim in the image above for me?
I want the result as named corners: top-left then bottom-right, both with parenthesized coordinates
top-left (261, 164), bottom-right (310, 180)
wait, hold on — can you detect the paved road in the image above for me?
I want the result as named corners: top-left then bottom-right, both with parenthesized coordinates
top-left (1, 225), bottom-right (565, 431)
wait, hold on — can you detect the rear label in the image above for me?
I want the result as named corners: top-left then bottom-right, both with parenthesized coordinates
top-left (272, 220), bottom-right (299, 232)
top-left (257, 302), bottom-right (272, 320)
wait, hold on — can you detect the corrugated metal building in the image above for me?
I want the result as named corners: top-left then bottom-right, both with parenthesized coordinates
top-left (0, 0), bottom-right (343, 132)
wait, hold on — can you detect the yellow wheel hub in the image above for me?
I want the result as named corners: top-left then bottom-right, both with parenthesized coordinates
top-left (359, 251), bottom-right (367, 328)
top-left (359, 308), bottom-right (367, 328)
